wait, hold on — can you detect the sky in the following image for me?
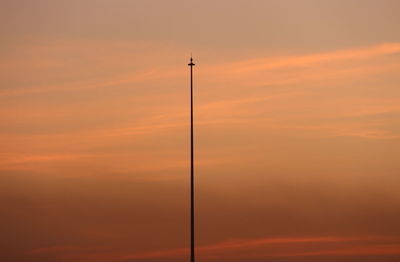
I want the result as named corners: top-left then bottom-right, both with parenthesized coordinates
top-left (1, 0), bottom-right (400, 261)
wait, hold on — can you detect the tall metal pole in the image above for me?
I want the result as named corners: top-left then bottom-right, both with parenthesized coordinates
top-left (188, 56), bottom-right (195, 262)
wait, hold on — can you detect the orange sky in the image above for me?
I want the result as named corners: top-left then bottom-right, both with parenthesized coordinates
top-left (1, 1), bottom-right (400, 262)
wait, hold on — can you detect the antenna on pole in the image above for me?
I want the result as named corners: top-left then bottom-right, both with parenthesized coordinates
top-left (188, 55), bottom-right (195, 262)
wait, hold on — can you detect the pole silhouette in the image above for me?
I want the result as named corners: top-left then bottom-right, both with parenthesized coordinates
top-left (188, 56), bottom-right (195, 262)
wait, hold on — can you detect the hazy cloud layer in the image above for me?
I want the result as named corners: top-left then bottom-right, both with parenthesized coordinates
top-left (1, 1), bottom-right (400, 261)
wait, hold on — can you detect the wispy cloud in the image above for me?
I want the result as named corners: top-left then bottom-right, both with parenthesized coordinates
top-left (293, 244), bottom-right (400, 257)
top-left (30, 235), bottom-right (400, 262)
top-left (222, 43), bottom-right (400, 73)
top-left (1, 41), bottom-right (399, 98)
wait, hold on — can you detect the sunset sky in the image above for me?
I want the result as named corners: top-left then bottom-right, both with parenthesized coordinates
top-left (1, 0), bottom-right (400, 261)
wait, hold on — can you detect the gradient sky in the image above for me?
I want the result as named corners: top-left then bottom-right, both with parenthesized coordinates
top-left (1, 1), bottom-right (400, 261)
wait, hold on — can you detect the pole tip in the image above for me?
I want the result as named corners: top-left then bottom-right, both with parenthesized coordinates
top-left (188, 54), bottom-right (195, 66)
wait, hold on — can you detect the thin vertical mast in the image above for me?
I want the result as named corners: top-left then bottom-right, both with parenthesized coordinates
top-left (188, 56), bottom-right (195, 262)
